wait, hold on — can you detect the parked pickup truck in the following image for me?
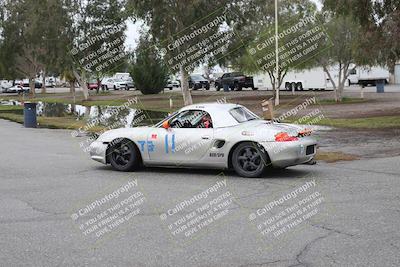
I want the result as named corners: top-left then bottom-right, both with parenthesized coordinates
top-left (215, 72), bottom-right (257, 91)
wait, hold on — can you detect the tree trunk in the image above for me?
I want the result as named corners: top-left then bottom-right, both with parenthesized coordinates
top-left (70, 80), bottom-right (76, 107)
top-left (267, 71), bottom-right (276, 98)
top-left (322, 65), bottom-right (338, 102)
top-left (337, 84), bottom-right (344, 102)
top-left (41, 70), bottom-right (46, 94)
top-left (73, 69), bottom-right (89, 100)
top-left (29, 77), bottom-right (36, 98)
top-left (180, 66), bottom-right (193, 106)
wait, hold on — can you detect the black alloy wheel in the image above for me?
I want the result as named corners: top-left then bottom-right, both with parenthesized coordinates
top-left (232, 142), bottom-right (269, 178)
top-left (109, 140), bottom-right (140, 171)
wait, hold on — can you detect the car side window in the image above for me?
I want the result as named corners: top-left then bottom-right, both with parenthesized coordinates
top-left (170, 110), bottom-right (213, 129)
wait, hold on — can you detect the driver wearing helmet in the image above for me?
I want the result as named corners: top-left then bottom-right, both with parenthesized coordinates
top-left (199, 113), bottom-right (212, 128)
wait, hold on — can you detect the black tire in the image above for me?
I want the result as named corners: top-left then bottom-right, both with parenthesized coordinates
top-left (114, 85), bottom-right (117, 90)
top-left (109, 139), bottom-right (140, 172)
top-left (252, 86), bottom-right (258, 90)
top-left (232, 142), bottom-right (269, 178)
top-left (125, 85), bottom-right (129, 91)
top-left (292, 82), bottom-right (297, 91)
top-left (297, 82), bottom-right (303, 91)
top-left (285, 82), bottom-right (292, 91)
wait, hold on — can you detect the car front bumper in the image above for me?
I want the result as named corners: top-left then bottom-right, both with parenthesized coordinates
top-left (261, 137), bottom-right (317, 168)
top-left (115, 84), bottom-right (127, 89)
top-left (89, 141), bottom-right (108, 164)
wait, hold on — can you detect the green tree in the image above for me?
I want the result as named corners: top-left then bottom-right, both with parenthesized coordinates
top-left (127, 0), bottom-right (232, 105)
top-left (218, 0), bottom-right (317, 97)
top-left (324, 0), bottom-right (400, 78)
top-left (129, 34), bottom-right (169, 95)
top-left (0, 0), bottom-right (72, 97)
top-left (69, 0), bottom-right (127, 100)
top-left (313, 14), bottom-right (365, 102)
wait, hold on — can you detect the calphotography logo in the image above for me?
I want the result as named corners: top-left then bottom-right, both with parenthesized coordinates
top-left (69, 22), bottom-right (128, 75)
top-left (247, 178), bottom-right (327, 248)
top-left (156, 176), bottom-right (235, 246)
top-left (69, 179), bottom-right (150, 244)
top-left (247, 14), bottom-right (332, 72)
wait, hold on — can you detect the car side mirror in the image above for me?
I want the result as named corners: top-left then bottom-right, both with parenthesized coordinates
top-left (162, 120), bottom-right (170, 129)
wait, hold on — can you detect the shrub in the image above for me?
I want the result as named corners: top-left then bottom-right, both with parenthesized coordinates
top-left (129, 36), bottom-right (169, 95)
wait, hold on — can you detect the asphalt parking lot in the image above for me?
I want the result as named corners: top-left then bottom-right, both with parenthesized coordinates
top-left (0, 119), bottom-right (399, 267)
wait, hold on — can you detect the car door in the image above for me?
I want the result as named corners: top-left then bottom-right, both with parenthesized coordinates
top-left (147, 110), bottom-right (214, 166)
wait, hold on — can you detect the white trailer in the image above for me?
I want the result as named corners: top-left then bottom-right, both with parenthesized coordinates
top-left (254, 67), bottom-right (337, 91)
top-left (254, 65), bottom-right (390, 91)
top-left (348, 66), bottom-right (390, 86)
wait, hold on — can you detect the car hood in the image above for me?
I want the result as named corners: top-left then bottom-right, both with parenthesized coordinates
top-left (96, 127), bottom-right (150, 142)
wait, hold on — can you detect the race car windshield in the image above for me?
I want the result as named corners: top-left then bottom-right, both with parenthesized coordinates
top-left (229, 107), bottom-right (260, 123)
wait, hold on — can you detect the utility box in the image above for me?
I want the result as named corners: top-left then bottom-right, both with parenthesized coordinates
top-left (24, 102), bottom-right (37, 128)
top-left (376, 79), bottom-right (385, 93)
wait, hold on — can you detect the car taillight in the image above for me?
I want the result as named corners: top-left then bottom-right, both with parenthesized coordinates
top-left (275, 132), bottom-right (299, 142)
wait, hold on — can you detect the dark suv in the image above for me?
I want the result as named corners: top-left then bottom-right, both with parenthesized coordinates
top-left (215, 72), bottom-right (257, 91)
top-left (188, 75), bottom-right (210, 90)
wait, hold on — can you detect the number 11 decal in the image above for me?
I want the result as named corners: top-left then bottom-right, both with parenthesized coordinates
top-left (164, 133), bottom-right (175, 154)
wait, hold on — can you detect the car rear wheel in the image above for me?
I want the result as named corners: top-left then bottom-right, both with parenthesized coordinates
top-left (297, 82), bottom-right (303, 91)
top-left (109, 139), bottom-right (140, 171)
top-left (232, 142), bottom-right (269, 178)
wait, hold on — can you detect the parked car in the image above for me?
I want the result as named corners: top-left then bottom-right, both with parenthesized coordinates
top-left (89, 103), bottom-right (317, 178)
top-left (215, 72), bottom-right (257, 91)
top-left (0, 80), bottom-right (13, 90)
top-left (87, 79), bottom-right (100, 90)
top-left (124, 77), bottom-right (135, 89)
top-left (45, 78), bottom-right (56, 88)
top-left (101, 78), bottom-right (128, 90)
top-left (166, 79), bottom-right (180, 90)
top-left (3, 84), bottom-right (29, 94)
top-left (188, 75), bottom-right (210, 90)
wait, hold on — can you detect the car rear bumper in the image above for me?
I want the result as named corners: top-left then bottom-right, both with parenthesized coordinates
top-left (261, 137), bottom-right (317, 168)
top-left (89, 141), bottom-right (108, 164)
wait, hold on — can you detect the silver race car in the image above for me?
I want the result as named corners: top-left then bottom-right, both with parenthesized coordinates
top-left (89, 103), bottom-right (317, 178)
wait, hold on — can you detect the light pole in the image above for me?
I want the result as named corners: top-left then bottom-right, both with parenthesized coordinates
top-left (274, 0), bottom-right (280, 106)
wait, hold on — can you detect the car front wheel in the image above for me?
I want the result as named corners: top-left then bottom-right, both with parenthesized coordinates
top-left (232, 142), bottom-right (269, 178)
top-left (109, 139), bottom-right (140, 171)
